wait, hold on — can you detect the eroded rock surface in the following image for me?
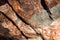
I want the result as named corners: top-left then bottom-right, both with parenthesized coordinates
top-left (0, 0), bottom-right (60, 40)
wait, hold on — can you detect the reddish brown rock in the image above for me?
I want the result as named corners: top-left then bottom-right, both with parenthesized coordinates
top-left (45, 0), bottom-right (60, 8)
top-left (8, 0), bottom-right (44, 20)
top-left (0, 0), bottom-right (60, 40)
top-left (0, 4), bottom-right (37, 38)
top-left (0, 12), bottom-right (27, 40)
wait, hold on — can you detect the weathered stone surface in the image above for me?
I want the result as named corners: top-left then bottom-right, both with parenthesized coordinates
top-left (50, 3), bottom-right (60, 20)
top-left (41, 18), bottom-right (60, 40)
top-left (8, 0), bottom-right (43, 20)
top-left (0, 4), bottom-right (37, 38)
top-left (0, 12), bottom-right (26, 40)
top-left (45, 0), bottom-right (60, 8)
top-left (0, 0), bottom-right (60, 40)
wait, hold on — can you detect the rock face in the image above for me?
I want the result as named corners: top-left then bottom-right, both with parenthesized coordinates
top-left (0, 0), bottom-right (60, 40)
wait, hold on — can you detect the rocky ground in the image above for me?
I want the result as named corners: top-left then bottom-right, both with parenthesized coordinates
top-left (0, 0), bottom-right (60, 40)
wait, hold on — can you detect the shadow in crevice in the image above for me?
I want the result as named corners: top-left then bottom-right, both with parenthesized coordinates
top-left (0, 0), bottom-right (7, 6)
top-left (0, 23), bottom-right (13, 40)
top-left (0, 23), bottom-right (9, 36)
top-left (41, 0), bottom-right (53, 20)
top-left (0, 36), bottom-right (12, 40)
top-left (0, 11), bottom-right (28, 39)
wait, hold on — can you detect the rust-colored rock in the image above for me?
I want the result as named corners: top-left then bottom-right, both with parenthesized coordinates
top-left (45, 0), bottom-right (60, 8)
top-left (8, 0), bottom-right (34, 20)
top-left (0, 4), bottom-right (37, 38)
top-left (0, 12), bottom-right (27, 40)
top-left (0, 0), bottom-right (60, 40)
top-left (8, 0), bottom-right (44, 20)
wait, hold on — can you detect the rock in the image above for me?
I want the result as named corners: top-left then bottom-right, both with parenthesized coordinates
top-left (0, 0), bottom-right (60, 40)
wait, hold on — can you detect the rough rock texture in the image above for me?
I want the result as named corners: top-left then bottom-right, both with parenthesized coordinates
top-left (0, 0), bottom-right (60, 40)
